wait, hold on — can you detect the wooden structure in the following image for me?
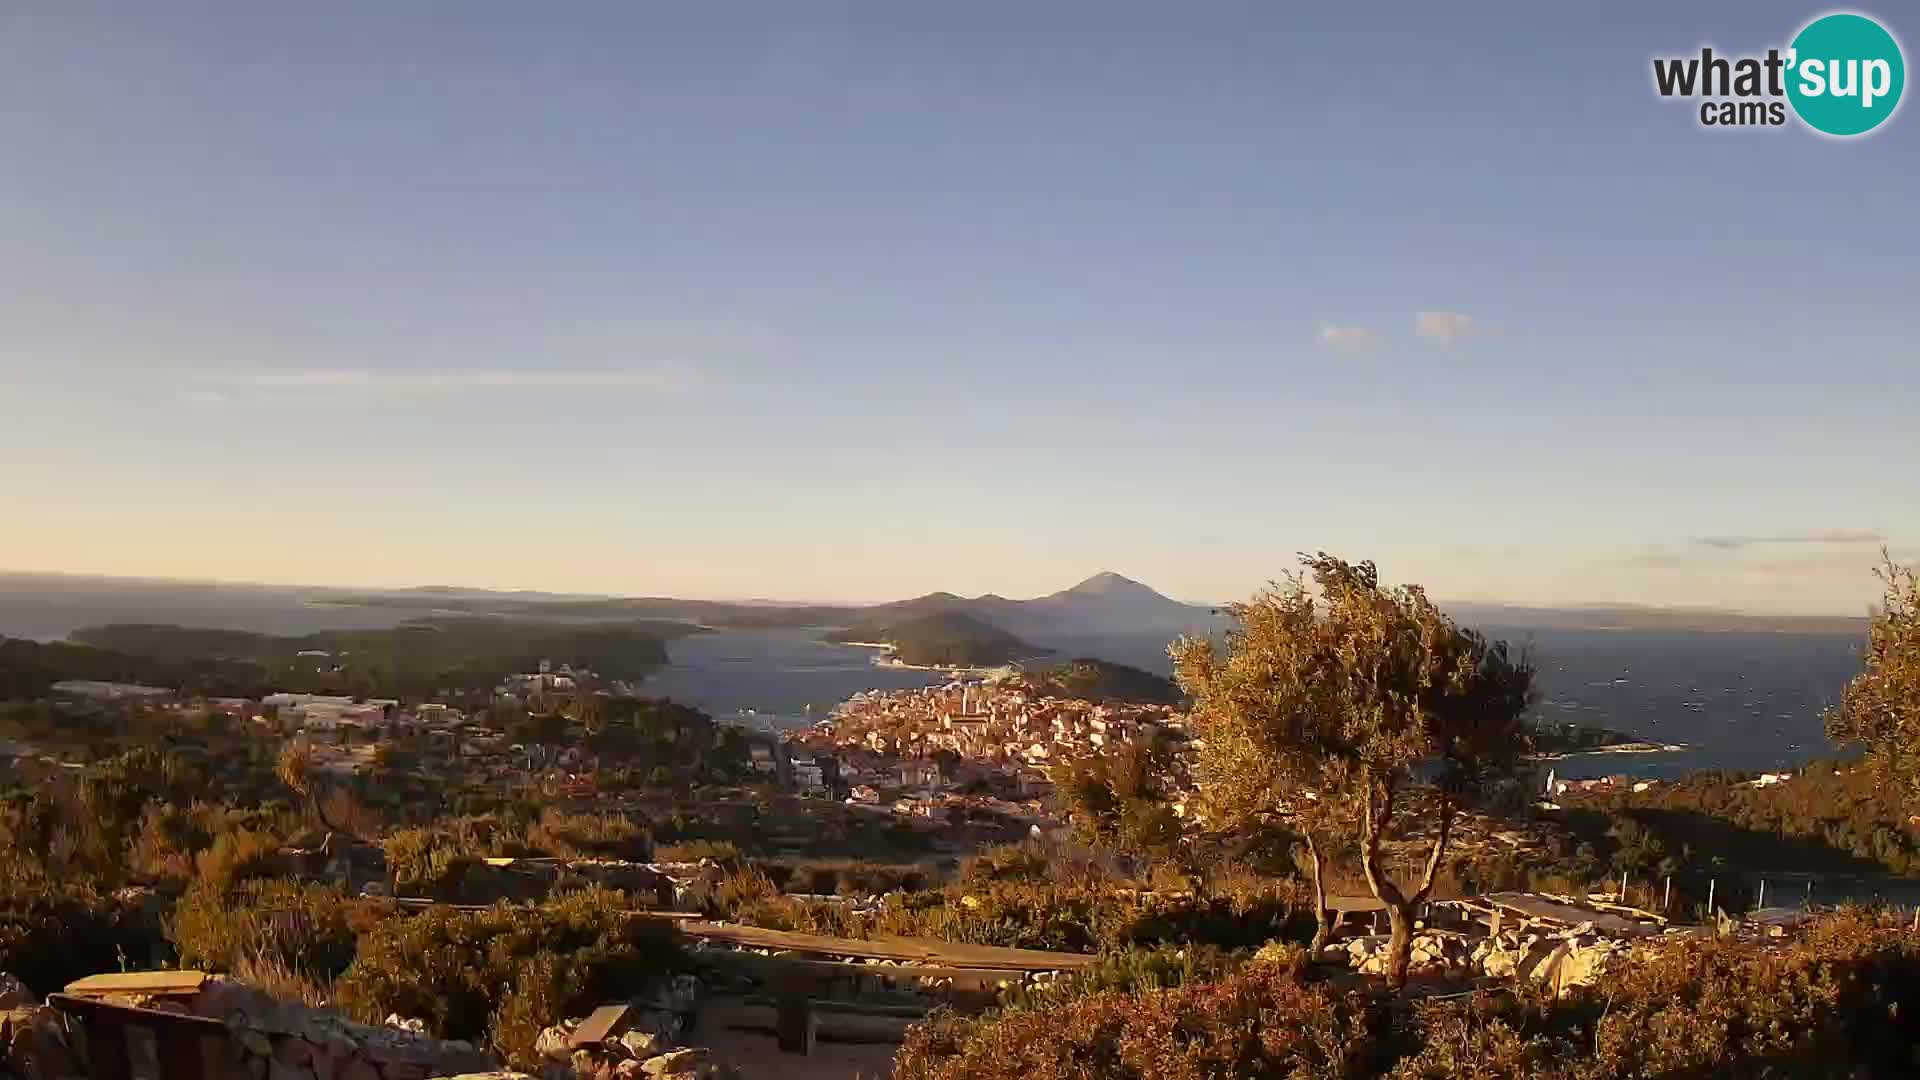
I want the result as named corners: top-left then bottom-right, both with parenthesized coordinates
top-left (681, 922), bottom-right (1096, 1057)
top-left (62, 971), bottom-right (209, 999)
top-left (677, 921), bottom-right (1098, 971)
top-left (47, 993), bottom-right (226, 1080)
top-left (567, 1003), bottom-right (635, 1048)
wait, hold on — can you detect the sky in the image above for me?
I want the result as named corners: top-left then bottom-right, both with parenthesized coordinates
top-left (2, 2), bottom-right (1915, 613)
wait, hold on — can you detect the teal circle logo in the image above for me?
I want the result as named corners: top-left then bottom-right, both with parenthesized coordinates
top-left (1786, 13), bottom-right (1905, 136)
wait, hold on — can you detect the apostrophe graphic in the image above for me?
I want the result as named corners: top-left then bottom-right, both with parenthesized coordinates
top-left (1785, 13), bottom-right (1905, 136)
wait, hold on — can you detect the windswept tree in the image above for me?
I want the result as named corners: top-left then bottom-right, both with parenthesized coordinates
top-left (1057, 734), bottom-right (1183, 860)
top-left (1827, 555), bottom-right (1920, 806)
top-left (1172, 553), bottom-right (1534, 987)
top-left (277, 735), bottom-right (375, 839)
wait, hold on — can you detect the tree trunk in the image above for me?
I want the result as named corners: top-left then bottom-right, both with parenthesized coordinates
top-left (1385, 901), bottom-right (1415, 990)
top-left (1304, 832), bottom-right (1332, 959)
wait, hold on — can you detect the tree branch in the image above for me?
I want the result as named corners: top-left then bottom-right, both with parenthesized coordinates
top-left (1411, 796), bottom-right (1454, 906)
top-left (1359, 769), bottom-right (1407, 908)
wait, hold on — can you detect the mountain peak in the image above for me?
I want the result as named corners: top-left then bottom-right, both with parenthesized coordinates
top-left (1065, 571), bottom-right (1157, 596)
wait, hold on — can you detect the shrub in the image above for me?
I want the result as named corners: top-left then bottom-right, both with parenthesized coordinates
top-left (897, 910), bottom-right (1920, 1079)
top-left (194, 827), bottom-right (288, 892)
top-left (332, 887), bottom-right (683, 1066)
top-left (0, 869), bottom-right (161, 995)
top-left (652, 839), bottom-right (743, 864)
top-left (382, 827), bottom-right (480, 899)
top-left (895, 960), bottom-right (1380, 1080)
top-left (169, 879), bottom-right (373, 981)
top-left (524, 809), bottom-right (651, 861)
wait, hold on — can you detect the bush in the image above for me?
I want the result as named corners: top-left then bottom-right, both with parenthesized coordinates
top-left (332, 887), bottom-right (683, 1067)
top-left (195, 827), bottom-right (288, 891)
top-left (718, 873), bottom-right (1310, 956)
top-left (524, 809), bottom-right (651, 861)
top-left (896, 960), bottom-right (1380, 1080)
top-left (898, 910), bottom-right (1920, 1079)
top-left (382, 827), bottom-right (480, 899)
top-left (169, 879), bottom-right (375, 982)
top-left (652, 839), bottom-right (743, 864)
top-left (0, 869), bottom-right (162, 995)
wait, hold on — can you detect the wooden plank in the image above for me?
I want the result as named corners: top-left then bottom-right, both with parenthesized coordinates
top-left (733, 1002), bottom-right (916, 1046)
top-left (1482, 893), bottom-right (1646, 934)
top-left (697, 950), bottom-right (1022, 990)
top-left (568, 1004), bottom-right (633, 1048)
top-left (47, 995), bottom-right (228, 1031)
top-left (63, 971), bottom-right (209, 998)
top-left (680, 922), bottom-right (1096, 970)
top-left (743, 996), bottom-right (930, 1019)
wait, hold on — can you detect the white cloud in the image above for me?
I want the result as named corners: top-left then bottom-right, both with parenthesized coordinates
top-left (1317, 323), bottom-right (1375, 349)
top-left (174, 389), bottom-right (230, 405)
top-left (1414, 310), bottom-right (1476, 341)
top-left (199, 369), bottom-right (687, 393)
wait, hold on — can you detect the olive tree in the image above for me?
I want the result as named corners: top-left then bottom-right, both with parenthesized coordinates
top-left (1827, 555), bottom-right (1920, 806)
top-left (1172, 553), bottom-right (1534, 987)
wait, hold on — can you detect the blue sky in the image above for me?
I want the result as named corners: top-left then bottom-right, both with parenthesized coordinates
top-left (2, 2), bottom-right (1914, 611)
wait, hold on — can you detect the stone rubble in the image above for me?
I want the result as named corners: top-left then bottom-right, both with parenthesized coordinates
top-left (533, 976), bottom-right (730, 1080)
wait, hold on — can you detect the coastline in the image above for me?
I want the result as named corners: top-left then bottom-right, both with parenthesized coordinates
top-left (1530, 741), bottom-right (1690, 762)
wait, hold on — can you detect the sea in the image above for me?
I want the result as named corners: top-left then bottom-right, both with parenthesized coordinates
top-left (0, 573), bottom-right (1864, 780)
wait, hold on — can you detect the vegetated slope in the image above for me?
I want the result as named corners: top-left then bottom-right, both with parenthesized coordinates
top-left (826, 611), bottom-right (1048, 667)
top-left (57, 617), bottom-right (694, 698)
top-left (1023, 657), bottom-right (1184, 705)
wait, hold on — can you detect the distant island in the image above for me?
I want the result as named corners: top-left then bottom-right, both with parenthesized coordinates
top-left (1530, 720), bottom-right (1687, 759)
top-left (826, 611), bottom-right (1049, 668)
top-left (0, 617), bottom-right (700, 701)
top-left (324, 571), bottom-right (1226, 638)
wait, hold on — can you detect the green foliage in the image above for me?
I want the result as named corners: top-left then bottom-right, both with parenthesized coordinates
top-left (60, 617), bottom-right (678, 700)
top-left (1056, 738), bottom-right (1183, 859)
top-left (524, 809), bottom-right (652, 861)
top-left (0, 867), bottom-right (161, 995)
top-left (1565, 760), bottom-right (1920, 878)
top-left (332, 888), bottom-right (683, 1067)
top-left (718, 868), bottom-right (1309, 955)
top-left (652, 839), bottom-right (744, 864)
top-left (1173, 552), bottom-right (1536, 982)
top-left (896, 959), bottom-right (1378, 1080)
top-left (826, 612), bottom-right (1045, 667)
top-left (1828, 557), bottom-right (1920, 809)
top-left (169, 879), bottom-right (373, 981)
top-left (1024, 659), bottom-right (1183, 705)
top-left (899, 909), bottom-right (1920, 1080)
top-left (194, 826), bottom-right (290, 891)
top-left (382, 827), bottom-right (481, 899)
top-left (997, 944), bottom-right (1243, 1013)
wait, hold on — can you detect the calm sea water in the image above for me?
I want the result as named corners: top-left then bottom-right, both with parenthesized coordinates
top-left (0, 575), bottom-right (1865, 777)
top-left (1024, 625), bottom-right (1864, 780)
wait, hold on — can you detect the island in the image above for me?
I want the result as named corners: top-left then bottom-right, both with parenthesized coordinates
top-left (1529, 720), bottom-right (1687, 759)
top-left (1018, 657), bottom-right (1184, 705)
top-left (825, 611), bottom-right (1048, 668)
top-left (19, 617), bottom-right (702, 700)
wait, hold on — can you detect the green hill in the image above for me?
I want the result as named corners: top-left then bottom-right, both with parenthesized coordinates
top-left (1023, 657), bottom-right (1183, 705)
top-left (827, 611), bottom-right (1047, 667)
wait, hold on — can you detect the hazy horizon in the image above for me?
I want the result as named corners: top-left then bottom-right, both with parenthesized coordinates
top-left (3, 2), bottom-right (1913, 615)
top-left (0, 564), bottom-right (1879, 619)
